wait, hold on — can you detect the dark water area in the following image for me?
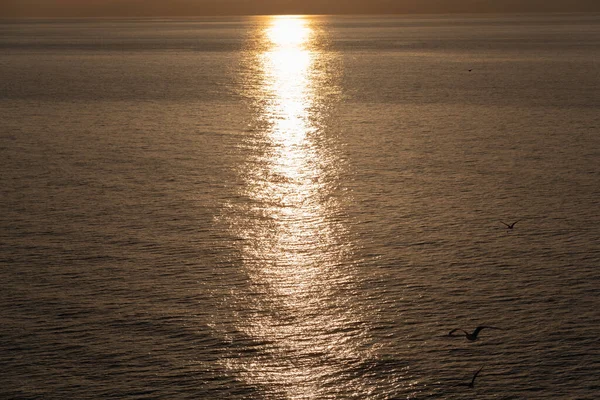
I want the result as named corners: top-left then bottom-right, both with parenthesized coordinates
top-left (1, 14), bottom-right (599, 399)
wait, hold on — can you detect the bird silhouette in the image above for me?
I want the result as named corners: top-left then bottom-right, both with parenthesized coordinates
top-left (448, 326), bottom-right (502, 341)
top-left (500, 220), bottom-right (520, 229)
top-left (467, 366), bottom-right (484, 388)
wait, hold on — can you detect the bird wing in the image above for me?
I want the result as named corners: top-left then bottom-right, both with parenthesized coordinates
top-left (500, 221), bottom-right (510, 227)
top-left (474, 325), bottom-right (502, 335)
top-left (471, 366), bottom-right (484, 385)
top-left (473, 326), bottom-right (485, 335)
top-left (472, 326), bottom-right (502, 338)
top-left (448, 328), bottom-right (465, 336)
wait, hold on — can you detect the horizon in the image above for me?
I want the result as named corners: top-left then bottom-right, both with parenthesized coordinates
top-left (2, 0), bottom-right (600, 18)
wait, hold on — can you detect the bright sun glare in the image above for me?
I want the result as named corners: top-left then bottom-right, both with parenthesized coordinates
top-left (267, 16), bottom-right (311, 48)
top-left (232, 15), bottom-right (369, 400)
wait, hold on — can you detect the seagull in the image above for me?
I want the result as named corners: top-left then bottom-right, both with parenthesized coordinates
top-left (460, 367), bottom-right (483, 388)
top-left (448, 326), bottom-right (502, 341)
top-left (500, 220), bottom-right (520, 229)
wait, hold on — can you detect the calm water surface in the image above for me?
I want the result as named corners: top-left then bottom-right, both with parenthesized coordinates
top-left (1, 14), bottom-right (599, 399)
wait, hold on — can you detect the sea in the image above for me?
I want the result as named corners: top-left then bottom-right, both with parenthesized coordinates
top-left (1, 13), bottom-right (599, 399)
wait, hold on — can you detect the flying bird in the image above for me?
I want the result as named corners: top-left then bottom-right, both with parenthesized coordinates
top-left (500, 220), bottom-right (520, 229)
top-left (448, 326), bottom-right (502, 341)
top-left (467, 366), bottom-right (484, 388)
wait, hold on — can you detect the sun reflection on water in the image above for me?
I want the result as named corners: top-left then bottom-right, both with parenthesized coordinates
top-left (226, 16), bottom-right (383, 398)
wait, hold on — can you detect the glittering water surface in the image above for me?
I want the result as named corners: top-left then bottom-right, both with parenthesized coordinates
top-left (1, 14), bottom-right (599, 399)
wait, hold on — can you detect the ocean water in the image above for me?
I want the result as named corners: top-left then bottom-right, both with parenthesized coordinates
top-left (1, 14), bottom-right (599, 399)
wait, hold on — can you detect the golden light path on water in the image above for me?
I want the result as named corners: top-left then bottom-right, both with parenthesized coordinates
top-left (224, 16), bottom-right (397, 398)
